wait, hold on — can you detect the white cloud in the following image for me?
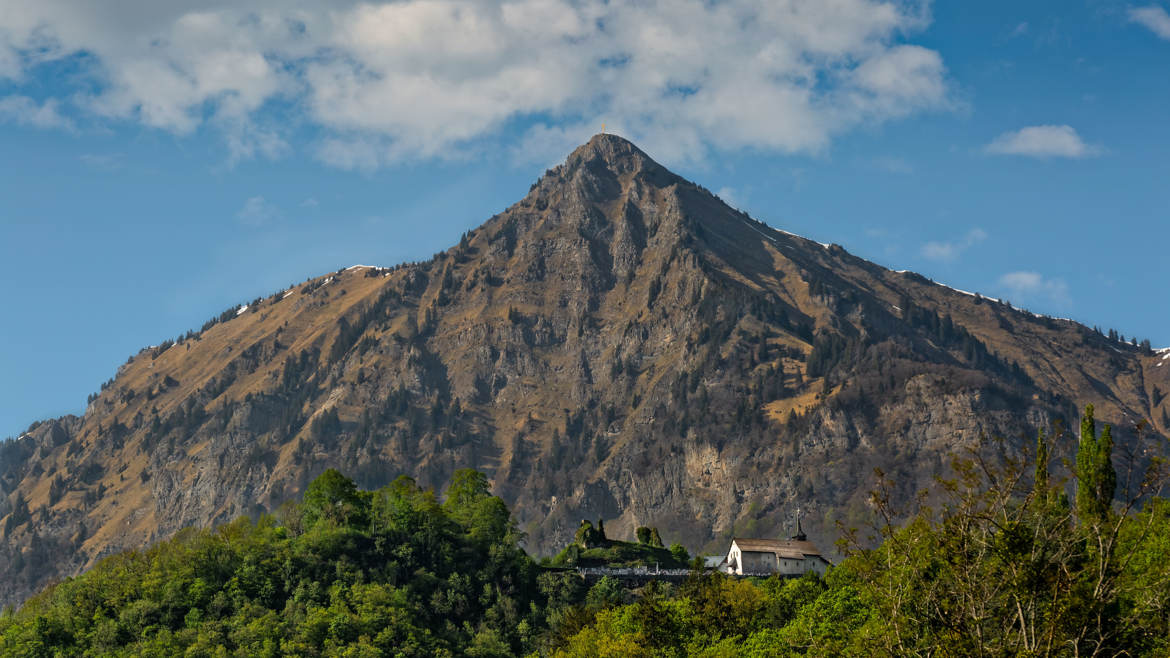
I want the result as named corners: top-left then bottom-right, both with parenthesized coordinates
top-left (848, 45), bottom-right (948, 115)
top-left (1009, 22), bottom-right (1030, 38)
top-left (0, 95), bottom-right (74, 131)
top-left (921, 228), bottom-right (987, 263)
top-left (236, 196), bottom-right (280, 226)
top-left (222, 121), bottom-right (289, 166)
top-left (985, 125), bottom-right (1097, 158)
top-left (1130, 5), bottom-right (1170, 39)
top-left (0, 0), bottom-right (952, 168)
top-left (997, 271), bottom-right (1071, 306)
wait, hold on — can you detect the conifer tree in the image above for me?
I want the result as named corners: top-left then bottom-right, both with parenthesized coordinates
top-left (1077, 405), bottom-right (1097, 520)
top-left (1076, 404), bottom-right (1116, 523)
top-left (1033, 428), bottom-right (1049, 498)
top-left (1097, 423), bottom-right (1116, 513)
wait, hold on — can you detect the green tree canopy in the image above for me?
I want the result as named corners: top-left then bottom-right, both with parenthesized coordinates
top-left (443, 468), bottom-right (515, 546)
top-left (301, 467), bottom-right (370, 528)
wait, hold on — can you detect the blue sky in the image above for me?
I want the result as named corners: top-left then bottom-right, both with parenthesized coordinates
top-left (1, 0), bottom-right (1168, 439)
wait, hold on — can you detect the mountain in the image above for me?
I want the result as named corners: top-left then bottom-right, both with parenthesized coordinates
top-left (2, 134), bottom-right (1168, 608)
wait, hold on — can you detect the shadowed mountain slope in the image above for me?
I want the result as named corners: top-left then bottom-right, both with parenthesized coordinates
top-left (2, 134), bottom-right (1168, 607)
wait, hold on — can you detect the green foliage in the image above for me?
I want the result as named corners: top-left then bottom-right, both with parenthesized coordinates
top-left (634, 526), bottom-right (664, 547)
top-left (635, 526), bottom-right (652, 545)
top-left (1034, 428), bottom-right (1050, 497)
top-left (302, 467), bottom-right (369, 528)
top-left (443, 468), bottom-right (515, 546)
top-left (551, 415), bottom-right (1170, 657)
top-left (6, 410), bottom-right (1169, 657)
top-left (0, 469), bottom-right (545, 657)
top-left (550, 537), bottom-right (687, 570)
top-left (572, 519), bottom-right (605, 549)
top-left (547, 572), bottom-right (861, 657)
top-left (1076, 404), bottom-right (1117, 524)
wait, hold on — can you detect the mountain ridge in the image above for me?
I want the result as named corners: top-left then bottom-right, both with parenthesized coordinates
top-left (2, 133), bottom-right (1167, 609)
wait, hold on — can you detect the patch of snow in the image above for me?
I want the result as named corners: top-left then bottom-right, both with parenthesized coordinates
top-left (774, 227), bottom-right (830, 248)
top-left (742, 219), bottom-right (779, 244)
top-left (235, 305), bottom-right (248, 316)
top-left (322, 276), bottom-right (334, 285)
top-left (1027, 312), bottom-right (1076, 323)
top-left (346, 264), bottom-right (375, 271)
top-left (1027, 311), bottom-right (1076, 322)
top-left (282, 290), bottom-right (294, 299)
top-left (938, 283), bottom-right (977, 297)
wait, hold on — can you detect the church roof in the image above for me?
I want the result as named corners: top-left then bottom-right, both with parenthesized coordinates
top-left (731, 537), bottom-right (825, 560)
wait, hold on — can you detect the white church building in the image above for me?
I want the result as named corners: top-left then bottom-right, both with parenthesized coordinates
top-left (714, 525), bottom-right (831, 576)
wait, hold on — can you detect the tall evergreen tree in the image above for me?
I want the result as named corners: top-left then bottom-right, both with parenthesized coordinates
top-left (1077, 405), bottom-right (1098, 520)
top-left (1097, 423), bottom-right (1116, 514)
top-left (1076, 404), bottom-right (1116, 523)
top-left (1034, 428), bottom-right (1049, 498)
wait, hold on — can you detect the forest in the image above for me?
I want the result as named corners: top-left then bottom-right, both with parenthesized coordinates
top-left (2, 406), bottom-right (1170, 657)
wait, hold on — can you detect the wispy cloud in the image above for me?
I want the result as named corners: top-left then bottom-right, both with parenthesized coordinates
top-left (997, 271), bottom-right (1071, 306)
top-left (1130, 5), bottom-right (1170, 39)
top-left (921, 228), bottom-right (987, 263)
top-left (0, 0), bottom-right (952, 168)
top-left (984, 125), bottom-right (1098, 158)
top-left (0, 95), bottom-right (74, 131)
top-left (1009, 22), bottom-right (1030, 38)
top-left (236, 196), bottom-right (280, 226)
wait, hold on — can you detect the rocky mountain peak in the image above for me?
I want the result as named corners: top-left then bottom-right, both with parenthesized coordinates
top-left (566, 133), bottom-right (655, 172)
top-left (1, 133), bottom-right (1167, 611)
top-left (524, 133), bottom-right (685, 207)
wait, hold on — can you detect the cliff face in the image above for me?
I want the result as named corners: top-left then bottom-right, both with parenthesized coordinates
top-left (2, 134), bottom-right (1168, 607)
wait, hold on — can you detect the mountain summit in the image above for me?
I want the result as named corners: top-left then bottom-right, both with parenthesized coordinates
top-left (2, 136), bottom-right (1168, 607)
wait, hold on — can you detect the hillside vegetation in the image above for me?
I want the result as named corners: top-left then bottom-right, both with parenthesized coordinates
top-left (548, 519), bottom-right (689, 569)
top-left (1, 468), bottom-right (549, 656)
top-left (4, 408), bottom-right (1170, 656)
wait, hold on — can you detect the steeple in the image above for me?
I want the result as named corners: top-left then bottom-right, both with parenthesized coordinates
top-left (792, 511), bottom-right (807, 542)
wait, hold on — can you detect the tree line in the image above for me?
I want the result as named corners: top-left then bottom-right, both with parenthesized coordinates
top-left (3, 405), bottom-right (1170, 656)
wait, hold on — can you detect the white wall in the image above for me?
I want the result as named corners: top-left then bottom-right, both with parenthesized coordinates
top-left (728, 543), bottom-right (827, 576)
